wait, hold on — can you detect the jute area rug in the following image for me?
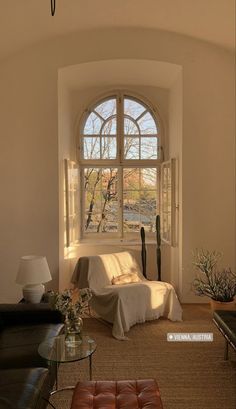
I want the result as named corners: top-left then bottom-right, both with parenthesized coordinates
top-left (49, 304), bottom-right (236, 409)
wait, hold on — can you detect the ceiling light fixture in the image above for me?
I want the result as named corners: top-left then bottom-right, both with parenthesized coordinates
top-left (51, 0), bottom-right (56, 16)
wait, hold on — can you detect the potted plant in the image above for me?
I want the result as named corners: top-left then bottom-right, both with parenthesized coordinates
top-left (192, 249), bottom-right (236, 311)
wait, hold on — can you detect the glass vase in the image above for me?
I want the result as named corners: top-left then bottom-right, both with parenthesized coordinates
top-left (64, 315), bottom-right (83, 347)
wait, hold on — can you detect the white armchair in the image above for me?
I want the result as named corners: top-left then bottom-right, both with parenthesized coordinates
top-left (71, 251), bottom-right (182, 340)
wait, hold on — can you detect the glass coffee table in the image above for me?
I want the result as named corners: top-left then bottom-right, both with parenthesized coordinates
top-left (38, 334), bottom-right (96, 396)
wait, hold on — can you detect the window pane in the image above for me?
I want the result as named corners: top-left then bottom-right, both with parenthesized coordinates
top-left (123, 168), bottom-right (158, 233)
top-left (124, 137), bottom-right (139, 159)
top-left (102, 117), bottom-right (117, 135)
top-left (124, 118), bottom-right (139, 135)
top-left (84, 168), bottom-right (118, 233)
top-left (141, 168), bottom-right (157, 190)
top-left (85, 212), bottom-right (102, 233)
top-left (123, 191), bottom-right (141, 233)
top-left (123, 168), bottom-right (139, 190)
top-left (83, 112), bottom-right (103, 135)
top-left (141, 137), bottom-right (157, 159)
top-left (83, 137), bottom-right (100, 159)
top-left (123, 194), bottom-right (157, 233)
top-left (103, 200), bottom-right (118, 232)
top-left (84, 168), bottom-right (102, 231)
top-left (94, 98), bottom-right (116, 119)
top-left (102, 137), bottom-right (116, 159)
top-left (69, 191), bottom-right (74, 215)
top-left (140, 190), bottom-right (157, 231)
top-left (84, 167), bottom-right (101, 191)
top-left (124, 98), bottom-right (146, 119)
top-left (138, 112), bottom-right (157, 134)
top-left (162, 212), bottom-right (170, 243)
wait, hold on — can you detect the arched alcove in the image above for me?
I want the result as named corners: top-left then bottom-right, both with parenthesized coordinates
top-left (58, 58), bottom-right (183, 297)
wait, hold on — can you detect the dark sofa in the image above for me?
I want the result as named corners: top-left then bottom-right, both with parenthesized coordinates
top-left (0, 303), bottom-right (64, 409)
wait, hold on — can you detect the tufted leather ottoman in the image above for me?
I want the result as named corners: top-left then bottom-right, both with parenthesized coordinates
top-left (70, 379), bottom-right (163, 409)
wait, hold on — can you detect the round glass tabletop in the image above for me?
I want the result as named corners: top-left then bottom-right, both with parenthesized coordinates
top-left (38, 334), bottom-right (96, 363)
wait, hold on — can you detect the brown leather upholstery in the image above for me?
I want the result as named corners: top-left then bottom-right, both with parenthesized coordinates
top-left (71, 379), bottom-right (163, 409)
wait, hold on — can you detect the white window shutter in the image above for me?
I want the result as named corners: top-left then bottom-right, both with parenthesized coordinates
top-left (160, 158), bottom-right (176, 246)
top-left (64, 159), bottom-right (79, 247)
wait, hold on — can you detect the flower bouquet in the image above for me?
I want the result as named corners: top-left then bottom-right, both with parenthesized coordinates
top-left (50, 288), bottom-right (92, 346)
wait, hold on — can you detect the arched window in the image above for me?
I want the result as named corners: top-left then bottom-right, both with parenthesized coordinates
top-left (78, 92), bottom-right (163, 240)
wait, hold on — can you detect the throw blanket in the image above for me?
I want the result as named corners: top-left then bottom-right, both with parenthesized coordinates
top-left (71, 252), bottom-right (182, 340)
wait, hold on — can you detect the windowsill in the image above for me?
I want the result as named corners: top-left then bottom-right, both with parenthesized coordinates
top-left (70, 239), bottom-right (157, 246)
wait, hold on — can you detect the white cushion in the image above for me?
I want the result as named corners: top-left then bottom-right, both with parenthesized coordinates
top-left (111, 272), bottom-right (141, 285)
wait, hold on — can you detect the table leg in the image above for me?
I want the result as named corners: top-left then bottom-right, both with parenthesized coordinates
top-left (43, 397), bottom-right (57, 409)
top-left (89, 355), bottom-right (92, 380)
top-left (55, 362), bottom-right (59, 390)
top-left (224, 339), bottom-right (229, 360)
top-left (50, 360), bottom-right (76, 396)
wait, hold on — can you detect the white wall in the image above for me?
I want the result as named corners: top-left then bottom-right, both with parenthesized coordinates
top-left (0, 53), bottom-right (60, 301)
top-left (168, 72), bottom-right (183, 295)
top-left (181, 47), bottom-right (235, 301)
top-left (0, 28), bottom-right (234, 302)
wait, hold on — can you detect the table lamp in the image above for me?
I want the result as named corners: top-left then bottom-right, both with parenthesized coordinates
top-left (16, 255), bottom-right (52, 303)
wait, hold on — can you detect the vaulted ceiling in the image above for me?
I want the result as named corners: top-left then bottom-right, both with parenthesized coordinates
top-left (0, 0), bottom-right (234, 61)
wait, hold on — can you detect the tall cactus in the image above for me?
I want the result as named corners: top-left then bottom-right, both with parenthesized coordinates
top-left (156, 215), bottom-right (161, 281)
top-left (140, 227), bottom-right (147, 278)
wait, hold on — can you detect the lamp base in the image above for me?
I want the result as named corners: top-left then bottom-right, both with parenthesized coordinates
top-left (23, 284), bottom-right (45, 303)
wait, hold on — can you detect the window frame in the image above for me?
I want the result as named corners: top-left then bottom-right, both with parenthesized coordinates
top-left (77, 91), bottom-right (164, 242)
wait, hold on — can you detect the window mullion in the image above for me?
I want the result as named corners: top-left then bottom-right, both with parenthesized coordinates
top-left (117, 94), bottom-right (124, 238)
top-left (78, 133), bottom-right (83, 162)
top-left (138, 168), bottom-right (141, 227)
top-left (136, 109), bottom-right (148, 122)
top-left (117, 93), bottom-right (123, 163)
top-left (139, 133), bottom-right (141, 161)
top-left (118, 166), bottom-right (123, 238)
top-left (99, 129), bottom-right (102, 160)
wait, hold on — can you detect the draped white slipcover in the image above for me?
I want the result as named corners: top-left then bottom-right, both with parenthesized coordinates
top-left (71, 251), bottom-right (182, 340)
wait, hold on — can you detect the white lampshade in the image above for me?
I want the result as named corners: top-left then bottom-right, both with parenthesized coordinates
top-left (16, 255), bottom-right (52, 284)
top-left (16, 255), bottom-right (52, 303)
